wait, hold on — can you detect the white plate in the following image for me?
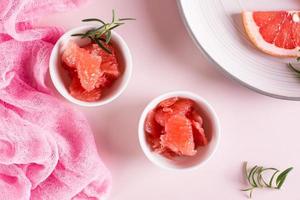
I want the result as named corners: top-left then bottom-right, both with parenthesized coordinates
top-left (178, 0), bottom-right (300, 100)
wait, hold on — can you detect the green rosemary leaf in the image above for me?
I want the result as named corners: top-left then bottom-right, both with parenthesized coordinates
top-left (119, 17), bottom-right (136, 21)
top-left (105, 31), bottom-right (112, 44)
top-left (112, 9), bottom-right (116, 22)
top-left (94, 39), bottom-right (111, 54)
top-left (241, 188), bottom-right (254, 192)
top-left (82, 18), bottom-right (105, 24)
top-left (83, 28), bottom-right (98, 37)
top-left (276, 167), bottom-right (293, 189)
top-left (258, 168), bottom-right (277, 187)
top-left (248, 166), bottom-right (258, 187)
top-left (71, 33), bottom-right (86, 37)
top-left (249, 190), bottom-right (253, 198)
top-left (115, 22), bottom-right (125, 26)
top-left (268, 170), bottom-right (279, 187)
top-left (251, 167), bottom-right (259, 187)
top-left (243, 162), bottom-right (249, 179)
top-left (256, 167), bottom-right (265, 187)
top-left (98, 38), bottom-right (106, 42)
top-left (109, 24), bottom-right (122, 31)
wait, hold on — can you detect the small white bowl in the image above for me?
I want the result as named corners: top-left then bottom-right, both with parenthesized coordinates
top-left (138, 91), bottom-right (220, 171)
top-left (49, 25), bottom-right (132, 107)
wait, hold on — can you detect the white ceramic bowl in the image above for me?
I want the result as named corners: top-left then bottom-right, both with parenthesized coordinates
top-left (49, 25), bottom-right (132, 107)
top-left (138, 91), bottom-right (220, 171)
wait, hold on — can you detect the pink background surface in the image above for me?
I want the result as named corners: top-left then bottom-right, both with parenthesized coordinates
top-left (40, 0), bottom-right (300, 199)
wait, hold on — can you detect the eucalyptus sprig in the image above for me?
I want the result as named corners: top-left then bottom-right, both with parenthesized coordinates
top-left (242, 162), bottom-right (293, 198)
top-left (71, 9), bottom-right (135, 54)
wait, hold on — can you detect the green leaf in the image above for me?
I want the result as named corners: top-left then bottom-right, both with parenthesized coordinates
top-left (243, 162), bottom-right (249, 179)
top-left (112, 9), bottom-right (116, 22)
top-left (105, 31), bottom-right (112, 44)
top-left (258, 168), bottom-right (278, 187)
top-left (248, 166), bottom-right (258, 187)
top-left (71, 33), bottom-right (86, 37)
top-left (276, 167), bottom-right (293, 189)
top-left (83, 28), bottom-right (98, 37)
top-left (119, 17), bottom-right (136, 21)
top-left (94, 39), bottom-right (111, 54)
top-left (241, 188), bottom-right (254, 192)
top-left (249, 190), bottom-right (253, 198)
top-left (82, 18), bottom-right (105, 24)
top-left (256, 167), bottom-right (265, 187)
top-left (109, 24), bottom-right (122, 31)
top-left (268, 170), bottom-right (279, 187)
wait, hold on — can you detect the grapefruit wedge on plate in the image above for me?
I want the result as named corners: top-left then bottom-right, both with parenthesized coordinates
top-left (243, 11), bottom-right (300, 57)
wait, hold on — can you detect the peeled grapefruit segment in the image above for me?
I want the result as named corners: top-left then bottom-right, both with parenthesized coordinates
top-left (145, 110), bottom-right (163, 150)
top-left (96, 74), bottom-right (111, 88)
top-left (62, 41), bottom-right (81, 68)
top-left (76, 50), bottom-right (102, 92)
top-left (243, 11), bottom-right (300, 57)
top-left (69, 76), bottom-right (101, 102)
top-left (154, 98), bottom-right (194, 126)
top-left (161, 115), bottom-right (196, 156)
top-left (154, 108), bottom-right (172, 127)
top-left (62, 41), bottom-right (102, 91)
top-left (158, 97), bottom-right (178, 108)
top-left (145, 110), bottom-right (162, 137)
top-left (83, 43), bottom-right (120, 79)
top-left (192, 120), bottom-right (208, 147)
top-left (172, 99), bottom-right (194, 115)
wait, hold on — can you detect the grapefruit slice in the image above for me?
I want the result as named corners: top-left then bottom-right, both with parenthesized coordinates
top-left (161, 115), bottom-right (196, 156)
top-left (243, 11), bottom-right (300, 57)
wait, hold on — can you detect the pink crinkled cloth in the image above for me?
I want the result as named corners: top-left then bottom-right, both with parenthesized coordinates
top-left (0, 0), bottom-right (112, 199)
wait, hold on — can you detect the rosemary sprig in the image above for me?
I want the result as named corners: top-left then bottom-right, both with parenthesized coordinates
top-left (71, 9), bottom-right (135, 54)
top-left (242, 162), bottom-right (293, 198)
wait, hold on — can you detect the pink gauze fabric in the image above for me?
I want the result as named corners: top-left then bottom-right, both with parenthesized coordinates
top-left (0, 0), bottom-right (112, 200)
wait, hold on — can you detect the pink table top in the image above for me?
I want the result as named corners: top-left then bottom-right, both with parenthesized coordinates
top-left (40, 0), bottom-right (300, 199)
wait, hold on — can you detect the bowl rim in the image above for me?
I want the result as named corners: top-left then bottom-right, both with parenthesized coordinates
top-left (138, 90), bottom-right (221, 171)
top-left (49, 25), bottom-right (132, 107)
